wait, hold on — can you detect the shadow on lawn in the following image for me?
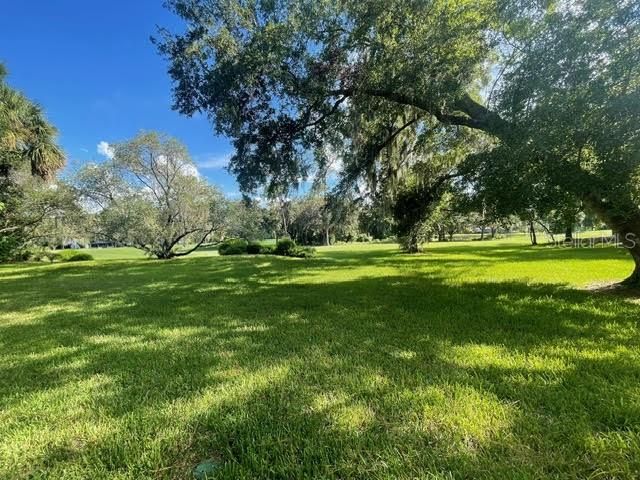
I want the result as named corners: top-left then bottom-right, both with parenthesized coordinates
top-left (1, 246), bottom-right (639, 478)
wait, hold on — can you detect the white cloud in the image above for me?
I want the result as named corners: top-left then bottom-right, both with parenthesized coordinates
top-left (97, 141), bottom-right (114, 159)
top-left (196, 153), bottom-right (231, 169)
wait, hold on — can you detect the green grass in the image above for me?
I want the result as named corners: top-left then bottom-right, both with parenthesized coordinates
top-left (1, 240), bottom-right (639, 479)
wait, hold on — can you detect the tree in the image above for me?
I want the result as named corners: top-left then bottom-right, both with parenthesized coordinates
top-left (157, 0), bottom-right (640, 284)
top-left (225, 198), bottom-right (266, 240)
top-left (358, 198), bottom-right (395, 240)
top-left (1, 64), bottom-right (67, 260)
top-left (75, 132), bottom-right (226, 259)
top-left (0, 65), bottom-right (65, 180)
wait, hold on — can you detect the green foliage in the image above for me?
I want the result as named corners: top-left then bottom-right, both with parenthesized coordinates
top-left (259, 245), bottom-right (275, 255)
top-left (225, 200), bottom-right (269, 241)
top-left (274, 238), bottom-right (296, 256)
top-left (64, 252), bottom-right (94, 262)
top-left (246, 241), bottom-right (263, 254)
top-left (355, 233), bottom-right (372, 243)
top-left (218, 239), bottom-right (248, 256)
top-left (42, 251), bottom-right (60, 263)
top-left (1, 63), bottom-right (65, 179)
top-left (0, 235), bottom-right (20, 263)
top-left (289, 246), bottom-right (316, 258)
top-left (53, 250), bottom-right (94, 262)
top-left (156, 0), bottom-right (495, 194)
top-left (74, 132), bottom-right (227, 260)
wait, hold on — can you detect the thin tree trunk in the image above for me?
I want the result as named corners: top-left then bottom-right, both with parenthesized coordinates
top-left (529, 221), bottom-right (537, 246)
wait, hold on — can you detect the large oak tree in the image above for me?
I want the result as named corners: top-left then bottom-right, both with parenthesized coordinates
top-left (157, 0), bottom-right (640, 284)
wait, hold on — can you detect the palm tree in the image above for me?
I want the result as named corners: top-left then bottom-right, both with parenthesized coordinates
top-left (0, 63), bottom-right (65, 180)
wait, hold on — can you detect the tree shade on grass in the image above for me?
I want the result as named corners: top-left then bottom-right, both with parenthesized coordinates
top-left (0, 241), bottom-right (639, 479)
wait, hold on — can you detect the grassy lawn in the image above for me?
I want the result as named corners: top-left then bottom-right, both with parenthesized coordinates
top-left (1, 240), bottom-right (639, 479)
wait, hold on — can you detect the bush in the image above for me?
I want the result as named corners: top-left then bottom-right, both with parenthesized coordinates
top-left (31, 250), bottom-right (45, 262)
top-left (259, 245), bottom-right (275, 254)
top-left (15, 250), bottom-right (34, 262)
top-left (289, 246), bottom-right (316, 258)
top-left (56, 250), bottom-right (94, 262)
top-left (218, 238), bottom-right (248, 255)
top-left (246, 241), bottom-right (263, 254)
top-left (275, 238), bottom-right (296, 256)
top-left (65, 252), bottom-right (94, 262)
top-left (43, 251), bottom-right (61, 263)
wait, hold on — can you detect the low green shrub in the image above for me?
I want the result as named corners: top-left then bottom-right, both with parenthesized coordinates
top-left (275, 238), bottom-right (296, 256)
top-left (56, 250), bottom-right (94, 262)
top-left (218, 239), bottom-right (248, 255)
top-left (355, 233), bottom-right (372, 242)
top-left (65, 252), bottom-right (94, 262)
top-left (31, 250), bottom-right (45, 262)
top-left (259, 245), bottom-right (275, 254)
top-left (246, 241), bottom-right (263, 254)
top-left (43, 251), bottom-right (60, 263)
top-left (289, 246), bottom-right (316, 258)
top-left (17, 250), bottom-right (34, 262)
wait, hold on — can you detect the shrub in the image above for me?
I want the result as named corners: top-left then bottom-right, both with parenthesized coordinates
top-left (355, 233), bottom-right (372, 242)
top-left (246, 241), bottom-right (263, 254)
top-left (259, 245), bottom-right (275, 254)
top-left (15, 250), bottom-right (34, 262)
top-left (65, 252), bottom-right (94, 262)
top-left (56, 250), bottom-right (94, 262)
top-left (218, 238), bottom-right (248, 255)
top-left (275, 238), bottom-right (296, 256)
top-left (43, 251), bottom-right (60, 263)
top-left (289, 246), bottom-right (316, 258)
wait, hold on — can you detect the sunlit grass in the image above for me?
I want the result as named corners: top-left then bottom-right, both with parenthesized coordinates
top-left (1, 239), bottom-right (639, 479)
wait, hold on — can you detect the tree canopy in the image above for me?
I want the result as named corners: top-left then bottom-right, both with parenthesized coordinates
top-left (158, 0), bottom-right (640, 283)
top-left (75, 132), bottom-right (226, 259)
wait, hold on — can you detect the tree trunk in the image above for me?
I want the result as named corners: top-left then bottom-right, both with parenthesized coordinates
top-left (624, 245), bottom-right (640, 285)
top-left (583, 193), bottom-right (640, 286)
top-left (480, 226), bottom-right (485, 241)
top-left (564, 226), bottom-right (573, 243)
top-left (529, 221), bottom-right (537, 246)
top-left (402, 232), bottom-right (422, 253)
top-left (490, 226), bottom-right (497, 239)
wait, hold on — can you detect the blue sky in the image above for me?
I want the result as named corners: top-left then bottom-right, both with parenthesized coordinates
top-left (0, 0), bottom-right (239, 196)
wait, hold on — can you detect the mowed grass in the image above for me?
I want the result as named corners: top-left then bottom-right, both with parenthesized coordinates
top-left (1, 240), bottom-right (639, 479)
